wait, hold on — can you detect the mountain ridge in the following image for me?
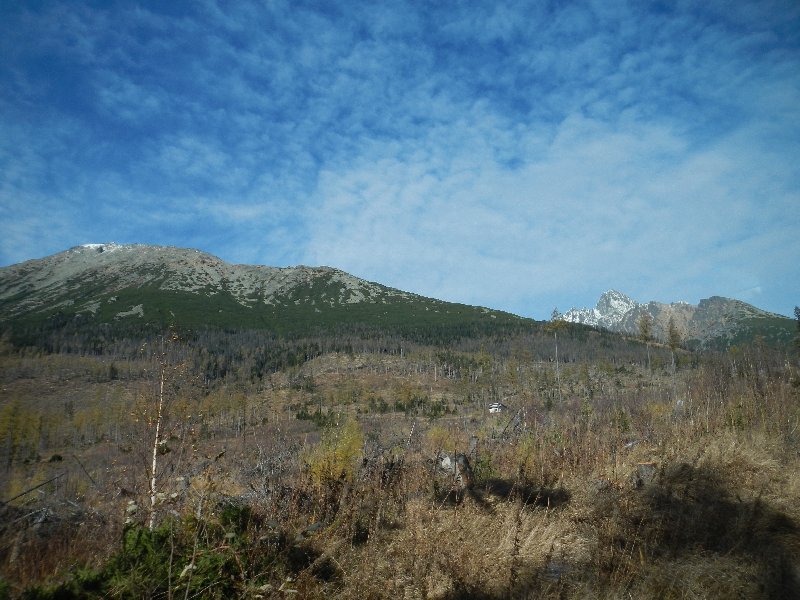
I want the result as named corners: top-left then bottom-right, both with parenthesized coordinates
top-left (562, 289), bottom-right (794, 349)
top-left (0, 243), bottom-right (525, 339)
top-left (2, 244), bottom-right (794, 350)
top-left (1, 243), bottom-right (417, 317)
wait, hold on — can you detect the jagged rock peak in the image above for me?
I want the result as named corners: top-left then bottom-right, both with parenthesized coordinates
top-left (561, 288), bottom-right (794, 349)
top-left (596, 290), bottom-right (637, 315)
top-left (561, 289), bottom-right (639, 330)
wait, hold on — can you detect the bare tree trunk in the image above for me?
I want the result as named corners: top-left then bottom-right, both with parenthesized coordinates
top-left (671, 351), bottom-right (677, 402)
top-left (555, 331), bottom-right (562, 405)
top-left (149, 365), bottom-right (165, 531)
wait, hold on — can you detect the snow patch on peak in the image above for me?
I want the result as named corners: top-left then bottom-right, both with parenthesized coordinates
top-left (596, 290), bottom-right (637, 315)
top-left (79, 242), bottom-right (122, 254)
top-left (562, 289), bottom-right (640, 329)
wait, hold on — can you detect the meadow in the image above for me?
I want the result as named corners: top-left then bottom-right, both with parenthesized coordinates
top-left (1, 327), bottom-right (798, 599)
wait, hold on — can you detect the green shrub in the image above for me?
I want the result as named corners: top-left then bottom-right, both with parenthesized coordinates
top-left (19, 519), bottom-right (249, 599)
top-left (305, 417), bottom-right (364, 488)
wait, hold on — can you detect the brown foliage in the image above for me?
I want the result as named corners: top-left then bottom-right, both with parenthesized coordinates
top-left (1, 342), bottom-right (799, 598)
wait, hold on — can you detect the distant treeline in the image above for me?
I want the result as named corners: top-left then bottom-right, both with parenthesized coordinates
top-left (2, 315), bottom-right (690, 389)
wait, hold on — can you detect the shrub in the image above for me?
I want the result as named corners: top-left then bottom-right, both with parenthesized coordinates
top-left (305, 416), bottom-right (364, 488)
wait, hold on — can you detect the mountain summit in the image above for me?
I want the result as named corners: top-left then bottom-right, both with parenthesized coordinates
top-left (1, 243), bottom-right (414, 318)
top-left (562, 290), bottom-right (793, 349)
top-left (0, 243), bottom-right (523, 338)
top-left (566, 290), bottom-right (639, 329)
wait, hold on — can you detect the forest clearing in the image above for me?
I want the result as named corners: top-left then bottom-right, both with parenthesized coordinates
top-left (1, 326), bottom-right (798, 599)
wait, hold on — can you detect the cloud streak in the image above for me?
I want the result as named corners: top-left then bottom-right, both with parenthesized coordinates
top-left (0, 0), bottom-right (798, 317)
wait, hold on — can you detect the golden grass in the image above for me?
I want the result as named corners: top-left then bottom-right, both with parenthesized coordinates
top-left (2, 348), bottom-right (800, 598)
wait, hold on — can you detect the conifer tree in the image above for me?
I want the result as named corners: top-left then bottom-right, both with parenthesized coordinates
top-left (638, 312), bottom-right (654, 370)
top-left (794, 306), bottom-right (800, 352)
top-left (547, 308), bottom-right (567, 405)
top-left (667, 316), bottom-right (682, 353)
top-left (667, 316), bottom-right (682, 401)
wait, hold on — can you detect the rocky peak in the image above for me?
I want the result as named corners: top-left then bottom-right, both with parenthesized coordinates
top-left (561, 289), bottom-right (637, 330)
top-left (596, 290), bottom-right (637, 317)
top-left (561, 289), bottom-right (794, 349)
top-left (0, 243), bottom-right (520, 337)
top-left (0, 243), bottom-right (420, 322)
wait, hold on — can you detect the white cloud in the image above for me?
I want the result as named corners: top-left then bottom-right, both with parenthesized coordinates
top-left (0, 0), bottom-right (798, 317)
top-left (303, 82), bottom-right (799, 317)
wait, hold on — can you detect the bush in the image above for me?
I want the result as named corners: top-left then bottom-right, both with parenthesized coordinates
top-left (20, 520), bottom-right (245, 599)
top-left (305, 417), bottom-right (364, 488)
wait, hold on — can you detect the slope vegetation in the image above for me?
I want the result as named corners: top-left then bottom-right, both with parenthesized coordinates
top-left (0, 244), bottom-right (525, 342)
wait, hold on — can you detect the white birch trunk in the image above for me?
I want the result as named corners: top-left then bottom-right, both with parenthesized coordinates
top-left (149, 365), bottom-right (165, 530)
top-left (555, 331), bottom-right (562, 405)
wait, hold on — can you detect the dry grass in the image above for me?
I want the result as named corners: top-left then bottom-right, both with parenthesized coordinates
top-left (2, 348), bottom-right (799, 598)
top-left (267, 418), bottom-right (800, 599)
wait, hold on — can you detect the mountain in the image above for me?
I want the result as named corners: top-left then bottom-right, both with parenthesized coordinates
top-left (562, 290), bottom-right (795, 349)
top-left (0, 243), bottom-right (527, 340)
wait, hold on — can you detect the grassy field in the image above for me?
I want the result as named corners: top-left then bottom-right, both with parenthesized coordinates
top-left (1, 337), bottom-right (798, 599)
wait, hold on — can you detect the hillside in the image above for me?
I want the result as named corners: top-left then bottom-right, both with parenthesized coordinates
top-left (4, 245), bottom-right (794, 354)
top-left (562, 290), bottom-right (795, 349)
top-left (0, 244), bottom-right (527, 342)
top-left (1, 246), bottom-right (799, 598)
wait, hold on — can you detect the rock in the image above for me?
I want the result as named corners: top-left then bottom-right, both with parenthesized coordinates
top-left (305, 522), bottom-right (323, 534)
top-left (435, 453), bottom-right (473, 489)
top-left (631, 462), bottom-right (658, 489)
top-left (592, 479), bottom-right (612, 493)
top-left (543, 561), bottom-right (568, 582)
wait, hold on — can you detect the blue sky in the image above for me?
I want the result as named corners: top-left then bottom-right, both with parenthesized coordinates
top-left (1, 0), bottom-right (798, 319)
